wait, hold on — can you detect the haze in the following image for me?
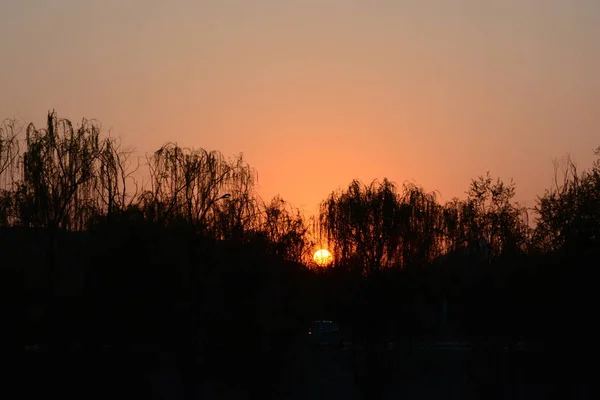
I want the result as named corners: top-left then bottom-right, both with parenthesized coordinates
top-left (1, 0), bottom-right (599, 213)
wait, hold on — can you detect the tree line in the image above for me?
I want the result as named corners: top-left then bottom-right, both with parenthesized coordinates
top-left (2, 112), bottom-right (598, 266)
top-left (2, 111), bottom-right (598, 397)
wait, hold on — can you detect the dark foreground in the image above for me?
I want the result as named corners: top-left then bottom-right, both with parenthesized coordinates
top-left (11, 339), bottom-right (592, 399)
top-left (279, 339), bottom-right (592, 400)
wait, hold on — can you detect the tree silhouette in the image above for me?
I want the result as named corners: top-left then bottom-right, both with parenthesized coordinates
top-left (464, 172), bottom-right (530, 260)
top-left (534, 150), bottom-right (600, 254)
top-left (17, 111), bottom-right (102, 231)
top-left (94, 135), bottom-right (140, 221)
top-left (0, 118), bottom-right (21, 225)
top-left (254, 195), bottom-right (309, 263)
top-left (319, 178), bottom-right (404, 274)
top-left (319, 178), bottom-right (447, 272)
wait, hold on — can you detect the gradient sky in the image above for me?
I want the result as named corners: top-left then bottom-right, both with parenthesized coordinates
top-left (1, 0), bottom-right (599, 214)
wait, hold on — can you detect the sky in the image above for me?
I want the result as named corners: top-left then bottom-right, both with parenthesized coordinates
top-left (1, 0), bottom-right (599, 214)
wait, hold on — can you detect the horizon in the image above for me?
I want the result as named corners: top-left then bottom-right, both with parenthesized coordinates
top-left (1, 0), bottom-right (599, 213)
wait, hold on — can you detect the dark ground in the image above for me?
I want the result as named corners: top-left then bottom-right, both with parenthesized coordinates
top-left (279, 339), bottom-right (592, 400)
top-left (12, 339), bottom-right (592, 399)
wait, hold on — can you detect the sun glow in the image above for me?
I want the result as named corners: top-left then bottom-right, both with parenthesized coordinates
top-left (313, 249), bottom-right (333, 267)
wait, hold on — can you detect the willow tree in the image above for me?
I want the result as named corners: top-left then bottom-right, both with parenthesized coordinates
top-left (319, 178), bottom-right (448, 272)
top-left (143, 142), bottom-right (259, 234)
top-left (94, 136), bottom-right (140, 220)
top-left (18, 111), bottom-right (102, 231)
top-left (253, 195), bottom-right (309, 263)
top-left (319, 179), bottom-right (404, 274)
top-left (397, 183), bottom-right (445, 267)
top-left (209, 153), bottom-right (260, 239)
top-left (0, 118), bottom-right (21, 226)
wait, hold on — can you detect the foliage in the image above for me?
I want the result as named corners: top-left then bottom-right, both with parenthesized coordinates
top-left (0, 119), bottom-right (21, 225)
top-left (319, 178), bottom-right (405, 274)
top-left (318, 173), bottom-right (529, 273)
top-left (533, 151), bottom-right (600, 254)
top-left (255, 195), bottom-right (309, 263)
top-left (18, 111), bottom-right (102, 230)
top-left (464, 172), bottom-right (530, 258)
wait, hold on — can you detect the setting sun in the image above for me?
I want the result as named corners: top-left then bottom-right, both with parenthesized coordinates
top-left (313, 249), bottom-right (333, 267)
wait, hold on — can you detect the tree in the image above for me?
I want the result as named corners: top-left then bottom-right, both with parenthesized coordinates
top-left (255, 196), bottom-right (309, 263)
top-left (18, 111), bottom-right (102, 230)
top-left (319, 178), bottom-right (446, 273)
top-left (208, 153), bottom-right (260, 240)
top-left (397, 183), bottom-right (444, 268)
top-left (458, 172), bottom-right (530, 260)
top-left (319, 178), bottom-right (405, 274)
top-left (0, 118), bottom-right (21, 226)
top-left (534, 151), bottom-right (600, 254)
top-left (94, 135), bottom-right (141, 221)
top-left (143, 143), bottom-right (258, 234)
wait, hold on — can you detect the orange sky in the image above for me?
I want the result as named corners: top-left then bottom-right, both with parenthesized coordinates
top-left (1, 0), bottom-right (599, 215)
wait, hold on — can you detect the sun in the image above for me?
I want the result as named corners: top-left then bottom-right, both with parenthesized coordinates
top-left (313, 249), bottom-right (333, 267)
